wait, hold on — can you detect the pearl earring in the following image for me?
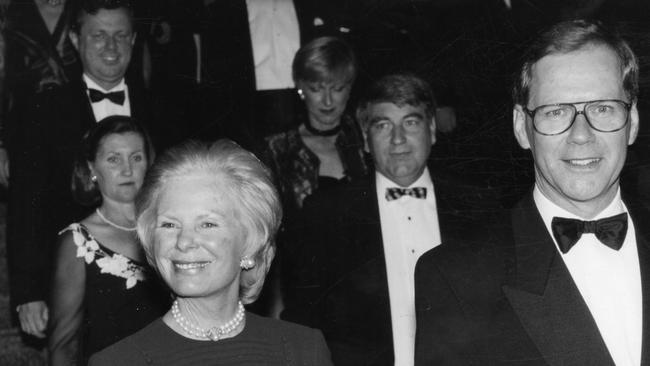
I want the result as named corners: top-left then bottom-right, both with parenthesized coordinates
top-left (91, 175), bottom-right (98, 182)
top-left (297, 89), bottom-right (305, 100)
top-left (240, 257), bottom-right (255, 270)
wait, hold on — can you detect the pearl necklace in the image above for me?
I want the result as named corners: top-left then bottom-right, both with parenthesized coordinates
top-left (96, 209), bottom-right (137, 232)
top-left (171, 300), bottom-right (245, 341)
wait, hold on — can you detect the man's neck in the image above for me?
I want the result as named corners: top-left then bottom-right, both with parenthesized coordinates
top-left (535, 183), bottom-right (620, 220)
top-left (83, 74), bottom-right (124, 92)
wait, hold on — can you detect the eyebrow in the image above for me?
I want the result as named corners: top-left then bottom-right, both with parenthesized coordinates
top-left (402, 112), bottom-right (425, 120)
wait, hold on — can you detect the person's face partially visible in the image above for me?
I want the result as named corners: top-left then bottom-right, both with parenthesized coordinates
top-left (513, 45), bottom-right (639, 217)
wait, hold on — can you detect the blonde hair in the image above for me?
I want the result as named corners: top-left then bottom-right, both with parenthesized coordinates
top-left (136, 139), bottom-right (282, 304)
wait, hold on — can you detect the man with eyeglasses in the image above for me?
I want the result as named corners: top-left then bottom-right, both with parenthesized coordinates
top-left (414, 20), bottom-right (649, 366)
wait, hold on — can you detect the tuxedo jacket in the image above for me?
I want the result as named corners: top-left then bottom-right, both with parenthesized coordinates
top-left (281, 166), bottom-right (497, 366)
top-left (7, 79), bottom-right (152, 308)
top-left (414, 191), bottom-right (650, 365)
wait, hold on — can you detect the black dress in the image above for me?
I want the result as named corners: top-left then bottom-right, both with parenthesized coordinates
top-left (49, 224), bottom-right (170, 365)
top-left (89, 312), bottom-right (333, 365)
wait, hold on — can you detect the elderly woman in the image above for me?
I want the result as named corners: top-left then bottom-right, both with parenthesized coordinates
top-left (48, 116), bottom-right (169, 365)
top-left (264, 36), bottom-right (368, 216)
top-left (89, 140), bottom-right (332, 365)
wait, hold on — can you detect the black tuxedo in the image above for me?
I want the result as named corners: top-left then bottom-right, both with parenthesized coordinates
top-left (414, 192), bottom-right (650, 365)
top-left (282, 166), bottom-right (496, 366)
top-left (7, 79), bottom-right (152, 308)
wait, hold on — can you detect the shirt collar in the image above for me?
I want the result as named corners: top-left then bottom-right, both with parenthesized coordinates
top-left (83, 74), bottom-right (126, 93)
top-left (376, 167), bottom-right (433, 193)
top-left (534, 184), bottom-right (625, 235)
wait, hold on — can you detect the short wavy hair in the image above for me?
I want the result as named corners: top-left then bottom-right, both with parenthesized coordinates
top-left (513, 19), bottom-right (639, 106)
top-left (356, 73), bottom-right (437, 131)
top-left (72, 115), bottom-right (154, 207)
top-left (136, 139), bottom-right (282, 304)
top-left (292, 36), bottom-right (357, 85)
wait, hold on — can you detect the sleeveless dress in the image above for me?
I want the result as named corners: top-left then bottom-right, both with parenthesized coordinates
top-left (58, 223), bottom-right (170, 364)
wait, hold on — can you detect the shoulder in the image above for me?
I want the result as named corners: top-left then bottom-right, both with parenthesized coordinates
top-left (89, 318), bottom-right (165, 365)
top-left (246, 314), bottom-right (330, 358)
top-left (265, 129), bottom-right (302, 155)
top-left (416, 212), bottom-right (512, 289)
top-left (305, 177), bottom-right (373, 208)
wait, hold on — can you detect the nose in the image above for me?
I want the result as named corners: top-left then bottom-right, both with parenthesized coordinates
top-left (390, 125), bottom-right (406, 145)
top-left (567, 112), bottom-right (595, 144)
top-left (175, 227), bottom-right (198, 252)
top-left (121, 160), bottom-right (133, 176)
top-left (323, 89), bottom-right (333, 107)
top-left (105, 35), bottom-right (117, 51)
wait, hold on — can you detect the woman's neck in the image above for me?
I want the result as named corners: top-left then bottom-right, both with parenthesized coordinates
top-left (176, 296), bottom-right (241, 327)
top-left (98, 200), bottom-right (136, 226)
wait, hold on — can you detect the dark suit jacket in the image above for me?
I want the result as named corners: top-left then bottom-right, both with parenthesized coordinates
top-left (281, 166), bottom-right (497, 366)
top-left (414, 191), bottom-right (650, 365)
top-left (7, 79), bottom-right (152, 308)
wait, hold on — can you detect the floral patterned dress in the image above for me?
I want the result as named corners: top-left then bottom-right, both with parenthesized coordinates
top-left (55, 224), bottom-right (169, 364)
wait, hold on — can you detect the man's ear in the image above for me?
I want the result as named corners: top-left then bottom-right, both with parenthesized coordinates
top-left (513, 105), bottom-right (531, 150)
top-left (362, 127), bottom-right (370, 153)
top-left (131, 32), bottom-right (137, 47)
top-left (628, 102), bottom-right (640, 145)
top-left (69, 31), bottom-right (79, 51)
top-left (429, 115), bottom-right (436, 146)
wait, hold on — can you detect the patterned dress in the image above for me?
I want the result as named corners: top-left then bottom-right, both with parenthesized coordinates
top-left (50, 224), bottom-right (169, 365)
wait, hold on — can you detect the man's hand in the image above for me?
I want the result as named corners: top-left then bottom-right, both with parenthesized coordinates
top-left (0, 147), bottom-right (9, 186)
top-left (17, 301), bottom-right (48, 338)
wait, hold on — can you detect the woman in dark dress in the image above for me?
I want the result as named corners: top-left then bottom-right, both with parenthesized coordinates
top-left (89, 139), bottom-right (332, 365)
top-left (264, 36), bottom-right (368, 216)
top-left (48, 116), bottom-right (169, 365)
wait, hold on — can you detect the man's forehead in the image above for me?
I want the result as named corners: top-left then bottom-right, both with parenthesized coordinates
top-left (80, 8), bottom-right (133, 32)
top-left (369, 102), bottom-right (426, 116)
top-left (527, 45), bottom-right (624, 105)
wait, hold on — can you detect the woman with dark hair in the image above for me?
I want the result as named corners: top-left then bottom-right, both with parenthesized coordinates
top-left (48, 115), bottom-right (169, 366)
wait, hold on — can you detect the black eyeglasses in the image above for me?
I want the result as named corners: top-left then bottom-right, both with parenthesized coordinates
top-left (523, 99), bottom-right (632, 136)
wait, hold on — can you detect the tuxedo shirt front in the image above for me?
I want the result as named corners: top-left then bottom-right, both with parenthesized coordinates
top-left (534, 186), bottom-right (642, 366)
top-left (246, 0), bottom-right (299, 91)
top-left (376, 168), bottom-right (441, 366)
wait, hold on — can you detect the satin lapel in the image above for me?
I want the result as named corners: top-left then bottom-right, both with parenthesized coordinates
top-left (431, 172), bottom-right (457, 243)
top-left (346, 177), bottom-right (392, 340)
top-left (626, 199), bottom-right (650, 365)
top-left (76, 80), bottom-right (96, 126)
top-left (502, 194), bottom-right (614, 366)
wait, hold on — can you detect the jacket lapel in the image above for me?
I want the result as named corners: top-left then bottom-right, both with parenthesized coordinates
top-left (625, 199), bottom-right (650, 365)
top-left (75, 80), bottom-right (97, 126)
top-left (502, 194), bottom-right (614, 366)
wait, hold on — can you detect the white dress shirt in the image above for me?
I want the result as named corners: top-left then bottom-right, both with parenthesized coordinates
top-left (246, 0), bottom-right (299, 91)
top-left (83, 75), bottom-right (131, 122)
top-left (376, 168), bottom-right (441, 366)
top-left (534, 186), bottom-right (642, 366)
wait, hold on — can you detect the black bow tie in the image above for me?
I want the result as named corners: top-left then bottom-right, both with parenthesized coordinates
top-left (88, 88), bottom-right (125, 105)
top-left (551, 213), bottom-right (628, 254)
top-left (385, 187), bottom-right (427, 201)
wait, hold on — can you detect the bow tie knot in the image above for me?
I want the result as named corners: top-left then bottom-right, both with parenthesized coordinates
top-left (385, 187), bottom-right (427, 201)
top-left (88, 88), bottom-right (125, 105)
top-left (551, 213), bottom-right (628, 254)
